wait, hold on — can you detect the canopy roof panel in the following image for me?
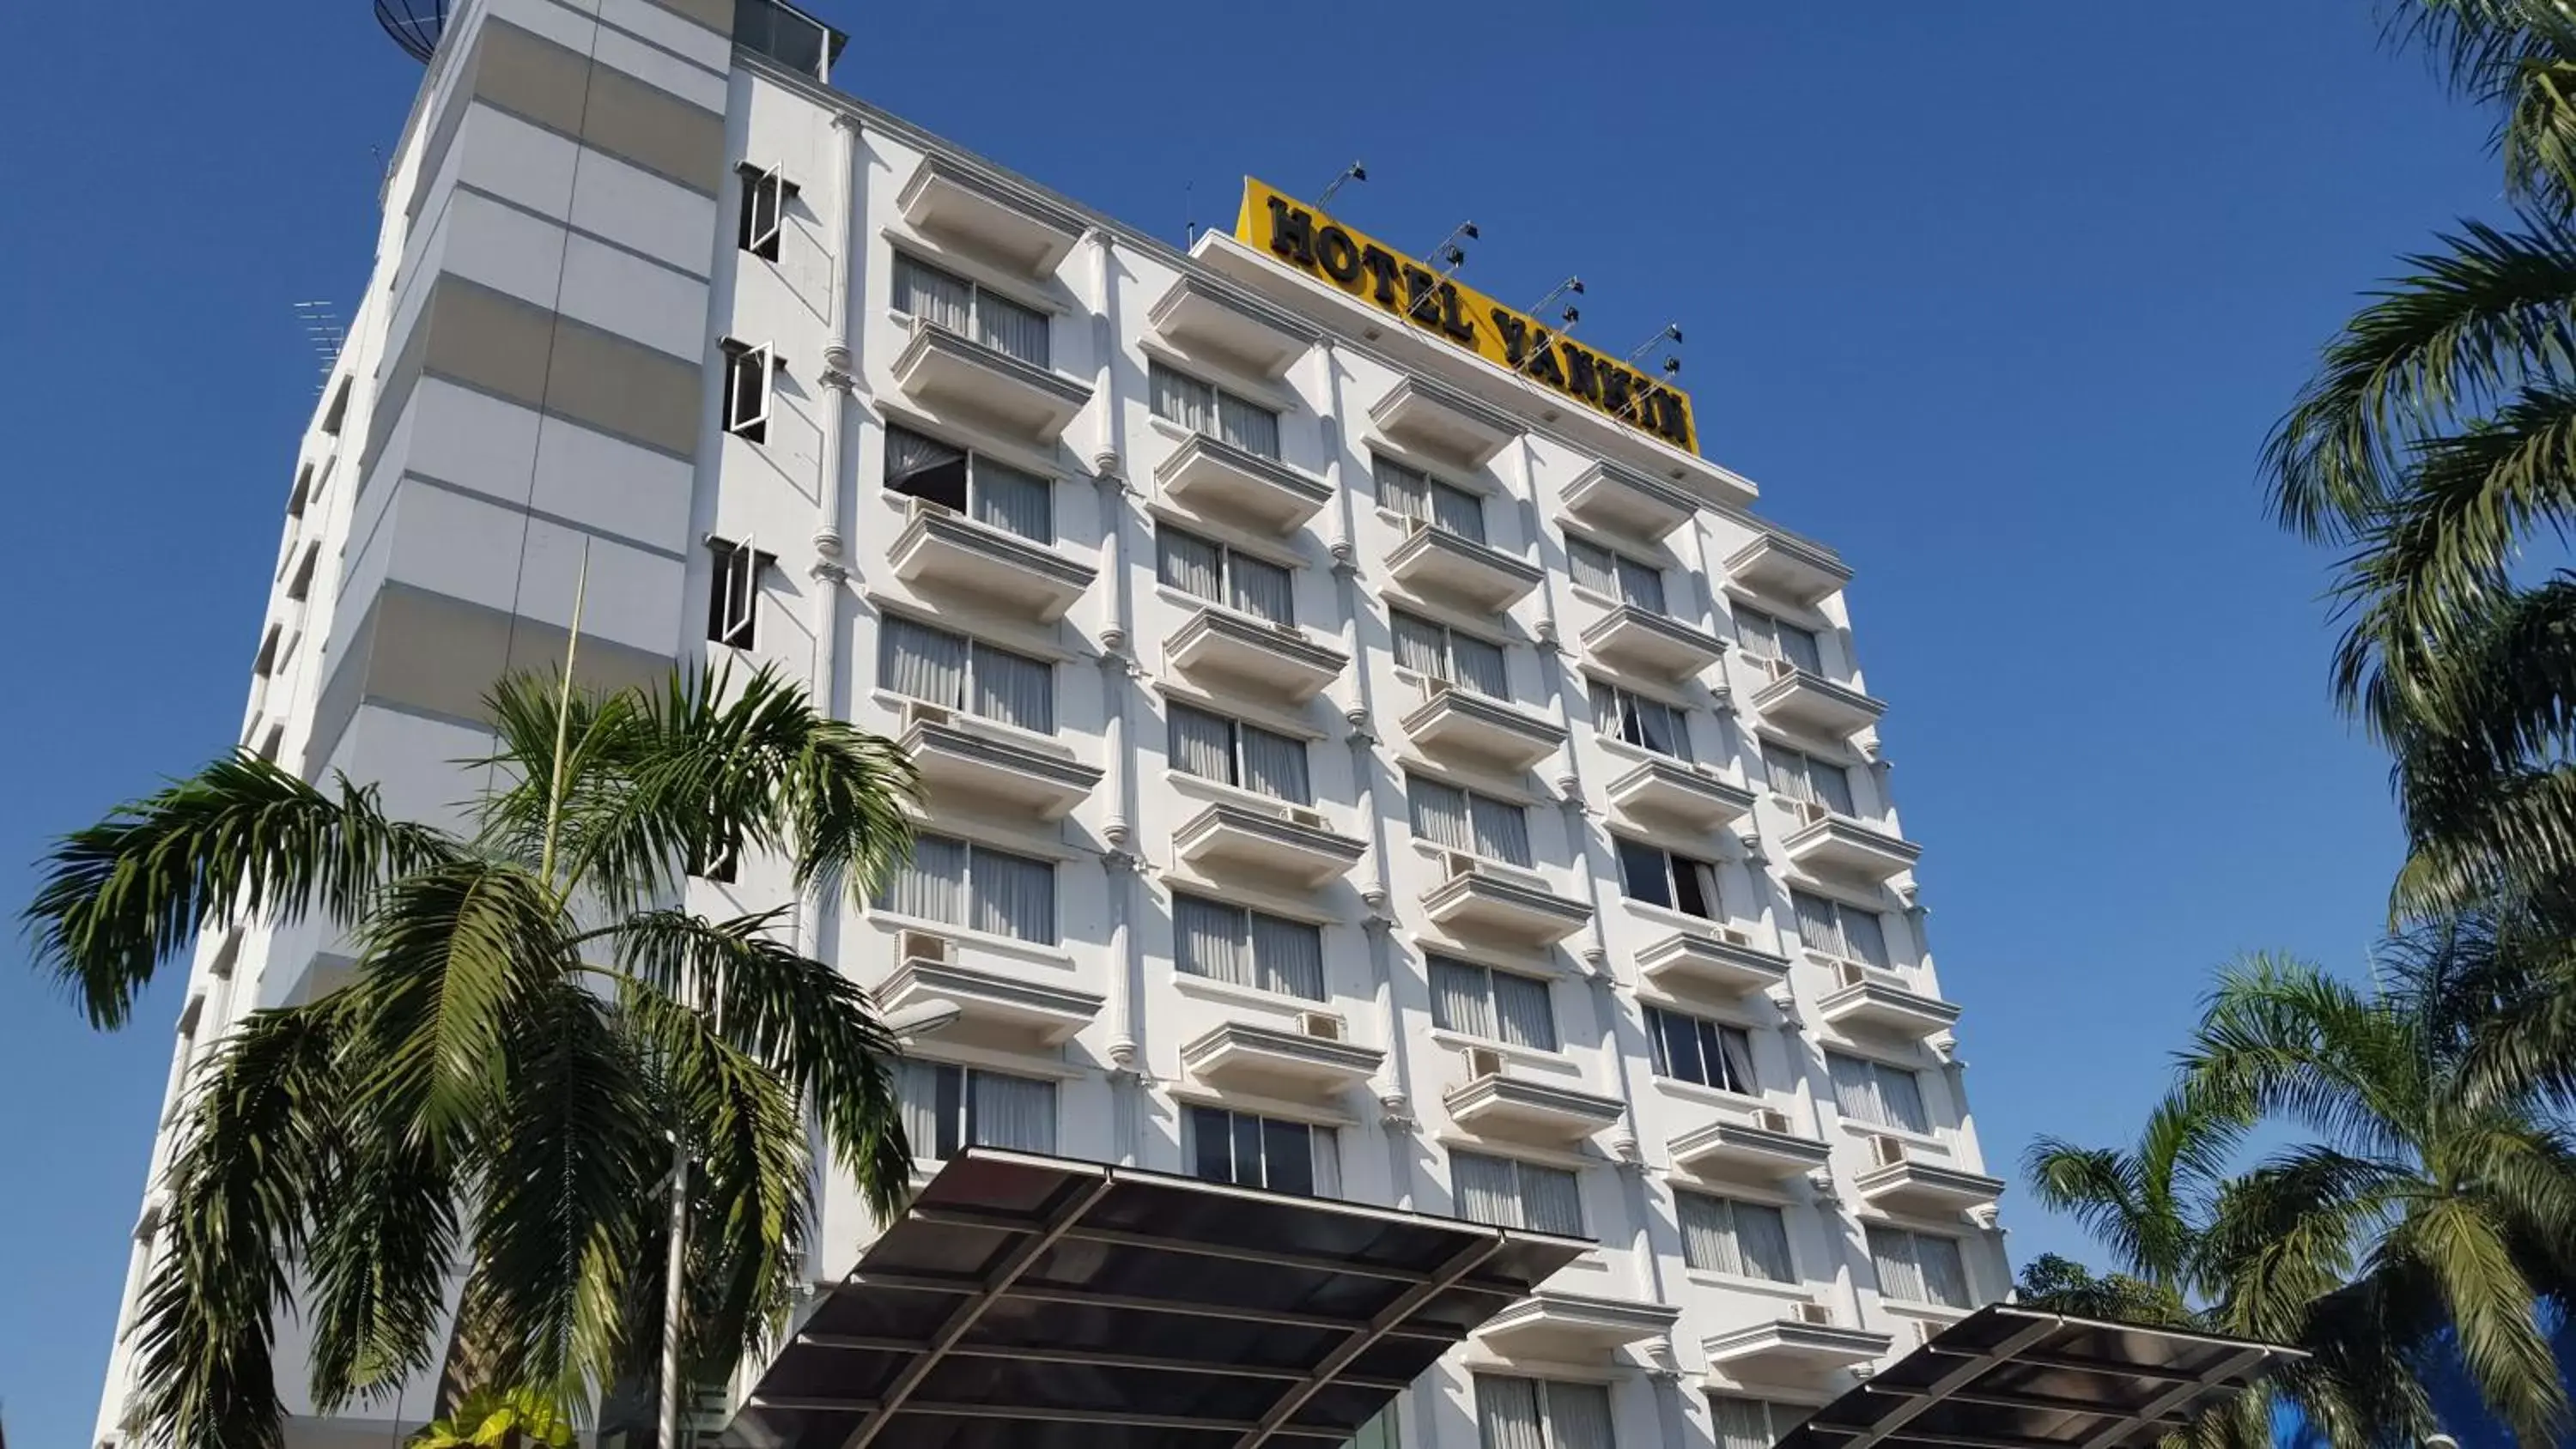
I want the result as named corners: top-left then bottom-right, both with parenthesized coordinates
top-left (722, 1149), bottom-right (1588, 1449)
top-left (1779, 1304), bottom-right (2305, 1449)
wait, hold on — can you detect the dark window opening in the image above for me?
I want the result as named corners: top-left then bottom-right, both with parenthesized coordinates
top-left (736, 164), bottom-right (797, 261)
top-left (706, 537), bottom-right (775, 648)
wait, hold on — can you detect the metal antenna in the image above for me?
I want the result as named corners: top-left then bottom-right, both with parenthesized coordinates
top-left (1183, 179), bottom-right (1197, 247)
top-left (1317, 161), bottom-right (1367, 209)
top-left (292, 300), bottom-right (347, 396)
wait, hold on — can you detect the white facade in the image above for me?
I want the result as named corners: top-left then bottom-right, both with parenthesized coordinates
top-left (100, 2), bottom-right (2007, 1445)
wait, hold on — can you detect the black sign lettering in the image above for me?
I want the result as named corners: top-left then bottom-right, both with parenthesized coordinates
top-left (1358, 246), bottom-right (1401, 307)
top-left (1526, 332), bottom-right (1567, 389)
top-left (1561, 345), bottom-right (1602, 405)
top-left (1266, 197), bottom-right (1315, 268)
top-left (1599, 365), bottom-right (1632, 418)
top-left (1315, 225), bottom-right (1362, 284)
top-left (1437, 282), bottom-right (1476, 344)
top-left (1651, 390), bottom-right (1692, 444)
top-left (1489, 307), bottom-right (1530, 366)
top-left (1399, 264), bottom-right (1441, 327)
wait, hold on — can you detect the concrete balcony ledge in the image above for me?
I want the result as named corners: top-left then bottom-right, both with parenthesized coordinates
top-left (1562, 460), bottom-right (1697, 541)
top-left (1443, 1070), bottom-right (1625, 1147)
top-left (1725, 531), bottom-right (1852, 606)
top-left (1155, 431), bottom-right (1333, 535)
top-left (1402, 685), bottom-right (1567, 773)
top-left (1636, 930), bottom-right (1791, 997)
top-left (878, 955), bottom-right (1101, 1048)
top-left (1670, 1116), bottom-right (1832, 1182)
top-left (1421, 858), bottom-right (1594, 948)
top-left (1181, 1019), bottom-right (1383, 1100)
top-left (897, 155), bottom-right (1082, 277)
top-left (1387, 524), bottom-right (1545, 610)
top-left (1581, 604), bottom-right (1727, 681)
top-left (1147, 276), bottom-right (1317, 379)
top-left (1855, 1143), bottom-right (2007, 1215)
top-left (1368, 376), bottom-right (1517, 468)
top-left (1605, 758), bottom-right (1757, 831)
top-left (1172, 801), bottom-right (1366, 889)
top-left (1702, 1316), bottom-right (1893, 1376)
top-left (1816, 965), bottom-right (1961, 1040)
top-left (1780, 812), bottom-right (1923, 885)
top-left (1165, 607), bottom-right (1350, 702)
top-left (889, 503), bottom-right (1097, 621)
top-left (1749, 661), bottom-right (1886, 739)
top-left (1477, 1288), bottom-right (1681, 1361)
top-left (900, 717), bottom-right (1102, 821)
top-left (891, 320), bottom-right (1093, 445)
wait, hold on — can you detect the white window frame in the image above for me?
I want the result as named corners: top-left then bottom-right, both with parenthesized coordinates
top-left (1450, 1151), bottom-right (1584, 1235)
top-left (1182, 1103), bottom-right (1338, 1197)
top-left (878, 616), bottom-right (1056, 734)
top-left (1616, 836), bottom-right (1724, 921)
top-left (890, 252), bottom-right (1051, 368)
top-left (1766, 740), bottom-right (1858, 818)
top-left (883, 425), bottom-right (1055, 543)
top-left (1166, 700), bottom-right (1310, 805)
top-left (901, 1060), bottom-right (1058, 1160)
top-left (1645, 1003), bottom-right (1757, 1094)
top-left (706, 536), bottom-right (774, 649)
top-left (1375, 452), bottom-right (1487, 543)
top-left (876, 831), bottom-right (1060, 945)
top-left (1391, 608), bottom-right (1510, 700)
top-left (1427, 954), bottom-right (1559, 1052)
top-left (1590, 676), bottom-right (1692, 761)
top-left (1710, 1397), bottom-right (1810, 1449)
top-left (720, 338), bottom-right (775, 442)
top-left (1409, 773), bottom-right (1534, 868)
top-left (1171, 892), bottom-right (1327, 1002)
top-left (1867, 1223), bottom-right (1971, 1308)
top-left (736, 162), bottom-right (796, 260)
top-left (1826, 1050), bottom-right (1931, 1135)
top-left (1149, 360), bottom-right (1284, 459)
top-left (1157, 522), bottom-right (1296, 626)
top-left (1735, 602), bottom-right (1824, 674)
top-left (1566, 533), bottom-right (1669, 612)
top-left (1677, 1192), bottom-right (1797, 1282)
top-left (1792, 888), bottom-right (1892, 969)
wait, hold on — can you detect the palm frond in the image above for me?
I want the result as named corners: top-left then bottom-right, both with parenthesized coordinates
top-left (22, 756), bottom-right (460, 1027)
top-left (301, 1110), bottom-right (459, 1411)
top-left (2385, 1194), bottom-right (2567, 1440)
top-left (2178, 955), bottom-right (2424, 1159)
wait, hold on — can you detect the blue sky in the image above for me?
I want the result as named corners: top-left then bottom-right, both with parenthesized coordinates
top-left (0, 1), bottom-right (2505, 1441)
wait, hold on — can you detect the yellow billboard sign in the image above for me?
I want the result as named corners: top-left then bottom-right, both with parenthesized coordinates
top-left (1234, 178), bottom-right (1697, 455)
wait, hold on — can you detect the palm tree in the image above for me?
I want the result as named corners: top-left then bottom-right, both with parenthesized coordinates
top-left (2264, 0), bottom-right (2576, 919)
top-left (23, 663), bottom-right (919, 1449)
top-left (407, 1387), bottom-right (577, 1449)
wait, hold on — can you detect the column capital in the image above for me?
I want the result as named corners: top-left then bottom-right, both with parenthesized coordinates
top-left (820, 343), bottom-right (855, 390)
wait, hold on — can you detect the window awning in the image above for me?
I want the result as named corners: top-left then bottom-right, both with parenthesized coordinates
top-left (720, 1149), bottom-right (1589, 1449)
top-left (1778, 1304), bottom-right (2306, 1449)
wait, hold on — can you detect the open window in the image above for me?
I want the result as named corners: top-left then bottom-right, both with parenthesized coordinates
top-left (736, 163), bottom-right (797, 261)
top-left (706, 535), bottom-right (775, 649)
top-left (720, 339), bottom-right (777, 443)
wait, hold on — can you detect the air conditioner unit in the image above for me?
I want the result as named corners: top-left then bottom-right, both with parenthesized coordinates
top-left (1868, 1135), bottom-right (1911, 1169)
top-left (897, 930), bottom-right (954, 968)
top-left (1442, 851), bottom-right (1480, 881)
top-left (1299, 1011), bottom-right (1346, 1041)
top-left (1835, 960), bottom-right (1874, 990)
top-left (902, 700), bottom-right (954, 730)
top-left (1286, 806), bottom-right (1326, 829)
top-left (1717, 925), bottom-right (1751, 948)
top-left (1795, 800), bottom-right (1833, 825)
top-left (1911, 1319), bottom-right (1940, 1347)
top-left (1269, 620), bottom-right (1304, 640)
top-left (1793, 1300), bottom-right (1837, 1326)
top-left (1753, 1107), bottom-right (1794, 1135)
top-left (907, 494), bottom-right (962, 519)
top-left (1765, 656), bottom-right (1798, 680)
top-left (1462, 1046), bottom-right (1506, 1082)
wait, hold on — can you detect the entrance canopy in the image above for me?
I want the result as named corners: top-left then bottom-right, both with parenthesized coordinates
top-left (721, 1149), bottom-right (1588, 1449)
top-left (1780, 1305), bottom-right (2305, 1449)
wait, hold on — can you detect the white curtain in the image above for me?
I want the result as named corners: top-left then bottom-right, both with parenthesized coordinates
top-left (1793, 889), bottom-right (1847, 958)
top-left (896, 1059), bottom-right (948, 1160)
top-left (1392, 610), bottom-right (1447, 678)
top-left (1678, 1192), bottom-right (1740, 1275)
top-left (1451, 631), bottom-right (1509, 698)
top-left (1375, 454), bottom-right (1429, 521)
top-left (1616, 555), bottom-right (1667, 613)
top-left (1829, 1052), bottom-right (1884, 1125)
top-left (974, 288), bottom-right (1048, 367)
top-left (1519, 1162), bottom-right (1583, 1236)
top-left (1812, 756), bottom-right (1856, 815)
top-left (1569, 537), bottom-right (1617, 597)
top-left (1492, 971), bottom-right (1556, 1051)
top-left (969, 1070), bottom-right (1055, 1152)
top-left (1475, 1378), bottom-right (1546, 1449)
top-left (969, 642), bottom-right (1052, 732)
top-left (878, 834), bottom-right (965, 925)
top-left (1777, 617), bottom-right (1824, 674)
top-left (1309, 1126), bottom-right (1341, 1199)
top-left (893, 254), bottom-right (970, 333)
top-left (1711, 1397), bottom-right (1773, 1449)
top-left (1151, 362), bottom-right (1212, 431)
top-left (971, 458), bottom-right (1052, 542)
top-left (1452, 1151), bottom-right (1518, 1228)
top-left (1869, 1226), bottom-right (1926, 1303)
top-left (1636, 694), bottom-right (1689, 760)
top-left (1430, 956), bottom-right (1492, 1039)
top-left (1877, 1061), bottom-right (1929, 1132)
top-left (1733, 1200), bottom-right (1794, 1282)
top-left (1916, 1231), bottom-right (1969, 1307)
top-left (1168, 703), bottom-right (1234, 785)
top-left (879, 617), bottom-right (966, 706)
top-left (1250, 912), bottom-right (1324, 1001)
top-left (1158, 526), bottom-right (1224, 604)
top-left (1240, 724), bottom-right (1309, 804)
top-left (1843, 907), bottom-right (1892, 968)
top-left (1544, 1383), bottom-right (1613, 1449)
top-left (1431, 478), bottom-right (1486, 542)
top-left (1228, 550), bottom-right (1294, 624)
top-left (1736, 606), bottom-right (1781, 662)
top-left (1470, 793), bottom-right (1531, 866)
top-left (1716, 1025), bottom-right (1759, 1094)
top-left (1218, 392), bottom-right (1279, 458)
top-left (1411, 777), bottom-right (1473, 853)
top-left (1175, 895), bottom-right (1249, 987)
top-left (970, 846), bottom-right (1054, 944)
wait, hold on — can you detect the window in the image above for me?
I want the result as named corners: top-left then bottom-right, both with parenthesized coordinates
top-left (1735, 603), bottom-right (1823, 675)
top-left (319, 373), bottom-right (350, 436)
top-left (1646, 1005), bottom-right (1757, 1094)
top-left (1349, 1406), bottom-right (1398, 1449)
top-left (1376, 453), bottom-right (1485, 543)
top-left (878, 617), bottom-right (1054, 732)
top-left (1451, 1151), bottom-right (1583, 1235)
top-left (1150, 361), bottom-right (1282, 458)
top-left (1185, 1105), bottom-right (1338, 1197)
top-left (884, 426), bottom-right (1054, 542)
top-left (1826, 1052), bottom-right (1929, 1134)
top-left (1429, 955), bottom-right (1557, 1051)
top-left (736, 163), bottom-right (796, 260)
top-left (1678, 1193), bottom-right (1795, 1281)
top-left (1616, 838), bottom-right (1722, 920)
top-left (706, 537), bottom-right (775, 648)
top-left (1765, 741), bottom-right (1856, 817)
top-left (1567, 536), bottom-right (1668, 613)
top-left (286, 545), bottom-right (319, 603)
top-left (892, 252), bottom-right (1048, 367)
top-left (687, 835), bottom-right (739, 884)
top-left (1868, 1225), bottom-right (1970, 1308)
top-left (1474, 1377), bottom-right (1613, 1449)
top-left (897, 1060), bottom-right (1056, 1158)
top-left (1589, 677), bottom-right (1691, 761)
top-left (720, 339), bottom-right (775, 442)
top-left (1711, 1397), bottom-right (1811, 1449)
top-left (1167, 702), bottom-right (1309, 804)
top-left (1391, 609), bottom-right (1509, 699)
top-left (1410, 775), bottom-right (1533, 868)
top-left (1173, 894), bottom-right (1326, 1000)
top-left (287, 464), bottom-right (313, 519)
top-left (1158, 524), bottom-right (1295, 624)
top-left (875, 833), bottom-right (1057, 944)
top-left (1791, 889), bottom-right (1892, 968)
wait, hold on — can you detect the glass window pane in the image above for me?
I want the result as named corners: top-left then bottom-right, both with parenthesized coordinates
top-left (1616, 555), bottom-right (1666, 613)
top-left (1229, 550), bottom-right (1294, 624)
top-left (1812, 757), bottom-right (1856, 816)
top-left (970, 457), bottom-right (1051, 542)
top-left (1828, 1052), bottom-right (1883, 1125)
top-left (1250, 912), bottom-right (1324, 1001)
top-left (877, 833), bottom-right (966, 925)
top-left (969, 846), bottom-right (1054, 944)
top-left (1411, 777), bottom-right (1473, 852)
top-left (1869, 1225), bottom-right (1925, 1303)
top-left (969, 1070), bottom-right (1055, 1152)
top-left (1430, 956), bottom-right (1494, 1039)
top-left (1240, 724), bottom-right (1309, 804)
top-left (1175, 895), bottom-right (1249, 987)
top-left (1218, 391), bottom-right (1280, 458)
top-left (1476, 1377), bottom-right (1545, 1449)
top-left (1375, 454), bottom-right (1428, 521)
top-left (1431, 480), bottom-right (1486, 543)
top-left (1716, 1026), bottom-right (1759, 1094)
top-left (1619, 838), bottom-right (1674, 909)
top-left (1262, 1118), bottom-right (1315, 1197)
top-left (1917, 1234), bottom-right (1969, 1307)
top-left (893, 254), bottom-right (971, 333)
top-left (1658, 1009), bottom-right (1706, 1087)
top-left (1188, 1106), bottom-right (1235, 1185)
top-left (1491, 972), bottom-right (1557, 1052)
top-left (969, 642), bottom-right (1053, 732)
top-left (1779, 619), bottom-right (1824, 674)
top-left (1453, 1151), bottom-right (1518, 1228)
top-left (1678, 1192), bottom-right (1735, 1274)
top-left (1151, 361), bottom-right (1212, 431)
top-left (1733, 1201), bottom-right (1794, 1282)
top-left (1544, 1383), bottom-right (1614, 1449)
top-left (1470, 793), bottom-right (1531, 867)
top-left (1168, 703), bottom-right (1236, 785)
top-left (884, 426), bottom-right (969, 511)
top-left (1792, 889), bottom-right (1847, 959)
top-left (1451, 631), bottom-right (1509, 698)
top-left (975, 288), bottom-right (1049, 367)
top-left (1672, 854), bottom-right (1719, 919)
top-left (1843, 908), bottom-right (1891, 968)
top-left (879, 618), bottom-right (968, 707)
top-left (1712, 1398), bottom-right (1773, 1449)
top-left (1877, 1063), bottom-right (1929, 1133)
top-left (1519, 1163), bottom-right (1583, 1236)
top-left (1568, 537), bottom-right (1615, 596)
top-left (1158, 527), bottom-right (1224, 604)
top-left (1392, 609), bottom-right (1448, 677)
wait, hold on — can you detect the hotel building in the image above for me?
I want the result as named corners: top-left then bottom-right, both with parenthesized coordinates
top-left (97, 1), bottom-right (2008, 1445)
